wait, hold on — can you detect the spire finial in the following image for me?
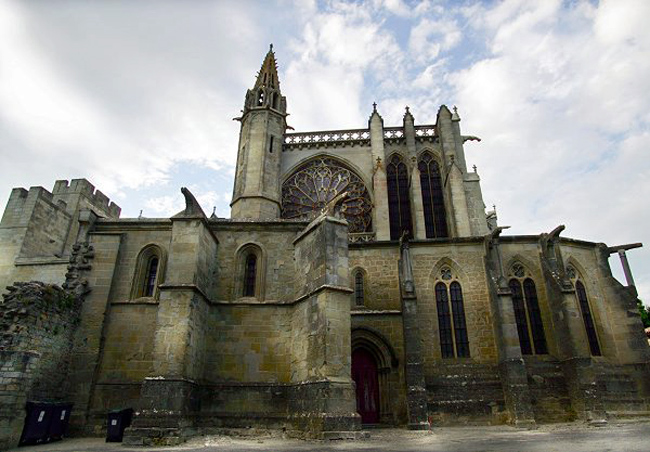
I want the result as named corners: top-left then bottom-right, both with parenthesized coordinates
top-left (269, 43), bottom-right (273, 52)
top-left (473, 164), bottom-right (477, 172)
top-left (451, 105), bottom-right (460, 121)
top-left (405, 105), bottom-right (410, 114)
top-left (372, 102), bottom-right (377, 113)
top-left (212, 206), bottom-right (216, 215)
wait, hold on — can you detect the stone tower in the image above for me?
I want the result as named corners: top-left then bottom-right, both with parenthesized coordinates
top-left (231, 45), bottom-right (287, 219)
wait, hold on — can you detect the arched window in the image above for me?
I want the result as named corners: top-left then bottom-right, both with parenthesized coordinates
top-left (509, 275), bottom-right (547, 355)
top-left (435, 273), bottom-right (470, 358)
top-left (130, 244), bottom-right (165, 300)
top-left (243, 254), bottom-right (257, 297)
top-left (418, 153), bottom-right (448, 238)
top-left (524, 279), bottom-right (547, 354)
top-left (354, 270), bottom-right (365, 306)
top-left (235, 243), bottom-right (265, 300)
top-left (143, 256), bottom-right (159, 297)
top-left (575, 280), bottom-right (601, 356)
top-left (386, 154), bottom-right (412, 240)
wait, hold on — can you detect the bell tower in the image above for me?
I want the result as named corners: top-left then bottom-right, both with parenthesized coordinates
top-left (231, 45), bottom-right (287, 219)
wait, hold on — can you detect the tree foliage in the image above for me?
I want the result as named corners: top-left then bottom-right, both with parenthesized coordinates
top-left (637, 299), bottom-right (650, 328)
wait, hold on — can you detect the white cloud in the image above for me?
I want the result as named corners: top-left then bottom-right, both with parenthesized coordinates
top-left (449, 0), bottom-right (650, 301)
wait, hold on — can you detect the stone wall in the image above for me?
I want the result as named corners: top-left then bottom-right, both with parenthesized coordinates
top-left (0, 282), bottom-right (81, 450)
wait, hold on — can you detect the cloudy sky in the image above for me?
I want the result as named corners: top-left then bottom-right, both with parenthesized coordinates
top-left (1, 0), bottom-right (649, 301)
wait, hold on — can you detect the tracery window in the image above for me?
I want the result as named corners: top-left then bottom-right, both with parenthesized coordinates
top-left (418, 153), bottom-right (448, 238)
top-left (281, 157), bottom-right (372, 233)
top-left (567, 265), bottom-right (601, 356)
top-left (387, 154), bottom-right (412, 240)
top-left (354, 270), bottom-right (365, 306)
top-left (435, 268), bottom-right (469, 358)
top-left (243, 254), bottom-right (257, 297)
top-left (508, 264), bottom-right (548, 355)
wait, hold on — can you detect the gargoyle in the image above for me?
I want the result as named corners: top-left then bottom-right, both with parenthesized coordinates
top-left (172, 187), bottom-right (207, 219)
top-left (321, 191), bottom-right (349, 217)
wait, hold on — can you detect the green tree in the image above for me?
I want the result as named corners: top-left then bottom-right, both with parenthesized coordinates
top-left (637, 299), bottom-right (650, 328)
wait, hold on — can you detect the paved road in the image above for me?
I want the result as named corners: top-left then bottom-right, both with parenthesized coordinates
top-left (8, 421), bottom-right (650, 452)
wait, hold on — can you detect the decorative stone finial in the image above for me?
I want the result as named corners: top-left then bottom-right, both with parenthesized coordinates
top-left (451, 105), bottom-right (460, 121)
top-left (138, 209), bottom-right (143, 219)
top-left (269, 43), bottom-right (273, 52)
top-left (473, 164), bottom-right (477, 172)
top-left (405, 106), bottom-right (410, 114)
top-left (372, 102), bottom-right (377, 113)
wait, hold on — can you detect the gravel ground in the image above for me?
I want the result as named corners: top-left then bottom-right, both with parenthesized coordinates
top-left (7, 420), bottom-right (650, 452)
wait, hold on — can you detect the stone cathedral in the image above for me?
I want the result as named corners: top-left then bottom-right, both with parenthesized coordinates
top-left (1, 47), bottom-right (649, 447)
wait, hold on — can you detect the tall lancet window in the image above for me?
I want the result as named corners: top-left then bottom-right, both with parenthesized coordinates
top-left (435, 267), bottom-right (470, 358)
top-left (387, 154), bottom-right (412, 240)
top-left (243, 254), bottom-right (257, 297)
top-left (575, 280), bottom-right (602, 356)
top-left (143, 256), bottom-right (159, 297)
top-left (354, 270), bottom-right (365, 306)
top-left (418, 153), bottom-right (448, 238)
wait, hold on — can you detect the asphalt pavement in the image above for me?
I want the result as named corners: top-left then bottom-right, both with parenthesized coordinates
top-left (7, 420), bottom-right (650, 452)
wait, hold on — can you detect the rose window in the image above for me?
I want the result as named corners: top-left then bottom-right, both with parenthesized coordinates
top-left (281, 157), bottom-right (372, 233)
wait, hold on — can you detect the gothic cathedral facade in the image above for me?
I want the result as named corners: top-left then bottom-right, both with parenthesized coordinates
top-left (1, 47), bottom-right (649, 446)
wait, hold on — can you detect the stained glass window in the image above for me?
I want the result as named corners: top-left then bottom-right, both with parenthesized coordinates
top-left (450, 282), bottom-right (470, 358)
top-left (509, 279), bottom-right (532, 355)
top-left (281, 157), bottom-right (372, 233)
top-left (387, 155), bottom-right (412, 240)
top-left (418, 153), bottom-right (448, 238)
top-left (436, 282), bottom-right (454, 358)
top-left (523, 278), bottom-right (548, 354)
top-left (243, 254), bottom-right (257, 297)
top-left (436, 280), bottom-right (470, 358)
top-left (576, 281), bottom-right (601, 356)
top-left (143, 256), bottom-right (159, 297)
top-left (354, 271), bottom-right (364, 306)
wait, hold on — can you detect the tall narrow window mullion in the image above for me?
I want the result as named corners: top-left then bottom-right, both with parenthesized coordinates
top-left (243, 254), bottom-right (257, 297)
top-left (436, 282), bottom-right (454, 358)
top-left (387, 160), bottom-right (401, 240)
top-left (429, 161), bottom-right (448, 238)
top-left (143, 256), bottom-right (159, 297)
top-left (419, 159), bottom-right (436, 238)
top-left (397, 161), bottom-right (412, 238)
top-left (575, 281), bottom-right (601, 356)
top-left (450, 281), bottom-right (470, 357)
top-left (523, 278), bottom-right (548, 354)
top-left (509, 279), bottom-right (532, 355)
top-left (354, 271), bottom-right (364, 306)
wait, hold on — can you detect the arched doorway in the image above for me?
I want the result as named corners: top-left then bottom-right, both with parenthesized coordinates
top-left (352, 348), bottom-right (380, 424)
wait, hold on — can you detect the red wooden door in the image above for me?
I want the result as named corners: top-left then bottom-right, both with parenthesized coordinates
top-left (351, 348), bottom-right (380, 424)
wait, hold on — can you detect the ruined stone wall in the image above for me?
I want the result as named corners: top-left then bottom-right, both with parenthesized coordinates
top-left (0, 282), bottom-right (80, 450)
top-left (0, 180), bottom-right (121, 298)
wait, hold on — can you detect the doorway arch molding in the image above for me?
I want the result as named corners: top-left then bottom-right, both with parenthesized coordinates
top-left (351, 327), bottom-right (398, 372)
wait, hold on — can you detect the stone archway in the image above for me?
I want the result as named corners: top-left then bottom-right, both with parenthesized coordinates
top-left (351, 328), bottom-right (398, 425)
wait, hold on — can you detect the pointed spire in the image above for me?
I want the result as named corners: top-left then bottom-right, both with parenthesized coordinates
top-left (254, 44), bottom-right (280, 91)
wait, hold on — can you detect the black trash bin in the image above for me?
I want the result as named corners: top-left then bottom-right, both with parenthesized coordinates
top-left (48, 403), bottom-right (73, 442)
top-left (106, 408), bottom-right (134, 442)
top-left (19, 402), bottom-right (54, 446)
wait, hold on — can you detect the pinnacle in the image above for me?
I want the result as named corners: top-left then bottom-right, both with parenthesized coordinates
top-left (254, 44), bottom-right (280, 91)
